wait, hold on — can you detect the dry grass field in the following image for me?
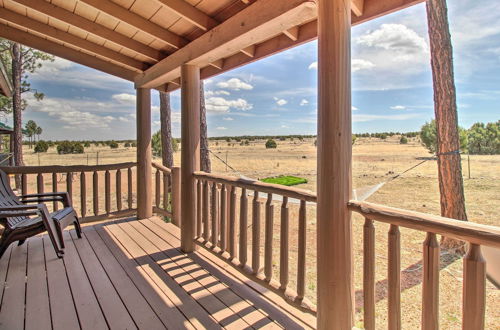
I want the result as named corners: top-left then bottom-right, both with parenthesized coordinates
top-left (22, 136), bottom-right (499, 329)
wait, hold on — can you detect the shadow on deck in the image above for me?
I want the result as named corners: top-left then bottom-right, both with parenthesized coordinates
top-left (0, 216), bottom-right (315, 329)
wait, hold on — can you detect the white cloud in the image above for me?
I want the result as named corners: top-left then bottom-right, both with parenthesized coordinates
top-left (390, 105), bottom-right (406, 110)
top-left (205, 90), bottom-right (231, 97)
top-left (112, 93), bottom-right (136, 104)
top-left (36, 58), bottom-right (73, 73)
top-left (353, 113), bottom-right (421, 122)
top-left (274, 97), bottom-right (287, 106)
top-left (309, 59), bottom-right (375, 72)
top-left (216, 78), bottom-right (253, 91)
top-left (216, 127), bottom-right (227, 130)
top-left (205, 97), bottom-right (253, 112)
top-left (352, 106), bottom-right (359, 111)
top-left (300, 99), bottom-right (309, 106)
top-left (223, 117), bottom-right (234, 121)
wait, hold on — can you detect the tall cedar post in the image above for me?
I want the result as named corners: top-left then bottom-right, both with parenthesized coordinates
top-left (159, 91), bottom-right (174, 168)
top-left (136, 87), bottom-right (153, 219)
top-left (200, 82), bottom-right (211, 172)
top-left (180, 64), bottom-right (200, 252)
top-left (317, 0), bottom-right (354, 328)
top-left (426, 0), bottom-right (468, 250)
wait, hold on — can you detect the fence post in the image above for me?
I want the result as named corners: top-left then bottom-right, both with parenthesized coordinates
top-left (172, 166), bottom-right (181, 227)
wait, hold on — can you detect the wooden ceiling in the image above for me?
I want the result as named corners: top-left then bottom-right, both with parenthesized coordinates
top-left (0, 60), bottom-right (12, 97)
top-left (0, 0), bottom-right (423, 92)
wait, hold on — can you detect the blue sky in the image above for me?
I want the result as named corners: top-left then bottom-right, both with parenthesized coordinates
top-left (7, 0), bottom-right (500, 140)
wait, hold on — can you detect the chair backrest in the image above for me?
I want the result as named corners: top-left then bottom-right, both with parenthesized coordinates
top-left (0, 170), bottom-right (26, 228)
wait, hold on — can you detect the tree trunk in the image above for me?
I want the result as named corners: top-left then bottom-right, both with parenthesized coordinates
top-left (12, 43), bottom-right (24, 168)
top-left (200, 82), bottom-right (211, 173)
top-left (159, 91), bottom-right (174, 168)
top-left (426, 0), bottom-right (467, 252)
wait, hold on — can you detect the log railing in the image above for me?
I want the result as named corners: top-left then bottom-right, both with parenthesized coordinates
top-left (348, 200), bottom-right (500, 330)
top-left (151, 163), bottom-right (180, 226)
top-left (0, 163), bottom-right (137, 223)
top-left (193, 171), bottom-right (317, 311)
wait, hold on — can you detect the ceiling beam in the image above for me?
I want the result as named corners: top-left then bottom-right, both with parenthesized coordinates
top-left (208, 59), bottom-right (224, 70)
top-left (11, 0), bottom-right (164, 62)
top-left (0, 23), bottom-right (137, 81)
top-left (240, 45), bottom-right (256, 57)
top-left (351, 0), bottom-right (365, 16)
top-left (165, 0), bottom-right (425, 92)
top-left (79, 0), bottom-right (187, 49)
top-left (283, 26), bottom-right (299, 41)
top-left (135, 0), bottom-right (317, 88)
top-left (0, 8), bottom-right (147, 71)
top-left (153, 0), bottom-right (218, 31)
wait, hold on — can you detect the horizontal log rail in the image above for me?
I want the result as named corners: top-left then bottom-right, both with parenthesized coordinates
top-left (349, 200), bottom-right (500, 330)
top-left (193, 171), bottom-right (316, 313)
top-left (1, 162), bottom-right (137, 223)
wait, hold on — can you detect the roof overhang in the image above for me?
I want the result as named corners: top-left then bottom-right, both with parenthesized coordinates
top-left (0, 0), bottom-right (424, 92)
top-left (0, 61), bottom-right (12, 98)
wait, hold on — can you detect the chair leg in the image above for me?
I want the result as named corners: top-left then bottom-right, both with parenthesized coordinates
top-left (74, 217), bottom-right (82, 239)
top-left (0, 232), bottom-right (13, 260)
top-left (55, 223), bottom-right (65, 249)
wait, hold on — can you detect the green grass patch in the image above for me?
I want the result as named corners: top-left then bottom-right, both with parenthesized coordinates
top-left (260, 175), bottom-right (308, 186)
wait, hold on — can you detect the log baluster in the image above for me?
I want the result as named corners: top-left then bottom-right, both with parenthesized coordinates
top-left (21, 174), bottom-right (27, 196)
top-left (196, 180), bottom-right (202, 238)
top-left (211, 182), bottom-right (218, 247)
top-left (279, 196), bottom-right (289, 290)
top-left (105, 170), bottom-right (111, 214)
top-left (163, 172), bottom-right (169, 212)
top-left (37, 173), bottom-right (44, 195)
top-left (155, 169), bottom-right (161, 207)
top-left (264, 193), bottom-right (274, 282)
top-left (252, 190), bottom-right (261, 275)
top-left (388, 224), bottom-right (401, 330)
top-left (239, 187), bottom-right (248, 267)
top-left (93, 171), bottom-right (99, 216)
top-left (80, 172), bottom-right (86, 218)
top-left (422, 232), bottom-right (439, 330)
top-left (127, 167), bottom-right (133, 209)
top-left (220, 184), bottom-right (227, 251)
top-left (202, 180), bottom-right (209, 241)
top-left (462, 244), bottom-right (486, 330)
top-left (116, 169), bottom-right (122, 211)
top-left (297, 199), bottom-right (306, 300)
top-left (363, 218), bottom-right (376, 330)
top-left (52, 173), bottom-right (58, 211)
top-left (66, 172), bottom-right (73, 203)
top-left (228, 185), bottom-right (236, 259)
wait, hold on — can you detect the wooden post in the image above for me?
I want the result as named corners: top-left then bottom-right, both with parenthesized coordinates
top-left (171, 166), bottom-right (181, 227)
top-left (180, 64), bottom-right (200, 253)
top-left (136, 87), bottom-right (153, 219)
top-left (317, 0), bottom-right (353, 328)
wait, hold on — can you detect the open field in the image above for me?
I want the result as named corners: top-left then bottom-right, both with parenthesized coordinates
top-left (21, 136), bottom-right (500, 329)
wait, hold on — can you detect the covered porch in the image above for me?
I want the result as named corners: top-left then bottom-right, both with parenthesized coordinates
top-left (0, 0), bottom-right (499, 329)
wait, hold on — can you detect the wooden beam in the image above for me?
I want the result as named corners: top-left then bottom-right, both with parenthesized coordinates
top-left (153, 0), bottom-right (218, 31)
top-left (283, 26), bottom-right (299, 41)
top-left (136, 88), bottom-right (153, 219)
top-left (11, 0), bottom-right (163, 62)
top-left (180, 64), bottom-right (200, 253)
top-left (351, 0), bottom-right (365, 16)
top-left (135, 0), bottom-right (317, 88)
top-left (209, 59), bottom-right (224, 70)
top-left (0, 8), bottom-right (147, 71)
top-left (317, 0), bottom-right (353, 329)
top-left (240, 45), bottom-right (256, 57)
top-left (79, 0), bottom-right (187, 49)
top-left (0, 23), bottom-right (137, 81)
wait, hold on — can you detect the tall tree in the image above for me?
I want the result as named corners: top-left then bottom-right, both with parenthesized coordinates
top-left (35, 125), bottom-right (42, 142)
top-left (24, 119), bottom-right (37, 148)
top-left (200, 82), bottom-right (211, 173)
top-left (426, 0), bottom-right (467, 251)
top-left (0, 39), bottom-right (53, 167)
top-left (159, 91), bottom-right (174, 168)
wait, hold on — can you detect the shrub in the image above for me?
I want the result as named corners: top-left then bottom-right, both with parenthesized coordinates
top-left (34, 140), bottom-right (49, 153)
top-left (352, 135), bottom-right (357, 145)
top-left (109, 141), bottom-right (119, 149)
top-left (57, 141), bottom-right (84, 154)
top-left (152, 130), bottom-right (178, 157)
top-left (279, 137), bottom-right (286, 141)
top-left (261, 175), bottom-right (307, 186)
top-left (83, 142), bottom-right (90, 147)
top-left (400, 136), bottom-right (408, 144)
top-left (131, 142), bottom-right (137, 147)
top-left (467, 121), bottom-right (500, 154)
top-left (124, 142), bottom-right (131, 147)
top-left (265, 139), bottom-right (277, 149)
top-left (420, 120), bottom-right (468, 154)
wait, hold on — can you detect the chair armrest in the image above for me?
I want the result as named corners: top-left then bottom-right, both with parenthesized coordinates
top-left (0, 204), bottom-right (44, 217)
top-left (21, 192), bottom-right (71, 207)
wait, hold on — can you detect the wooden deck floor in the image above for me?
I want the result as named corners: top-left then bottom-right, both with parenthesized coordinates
top-left (0, 217), bottom-right (315, 330)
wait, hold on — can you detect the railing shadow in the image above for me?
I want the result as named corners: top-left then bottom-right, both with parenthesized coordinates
top-left (354, 251), bottom-right (462, 313)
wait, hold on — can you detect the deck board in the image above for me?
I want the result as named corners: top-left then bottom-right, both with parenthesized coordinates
top-left (0, 216), bottom-right (316, 330)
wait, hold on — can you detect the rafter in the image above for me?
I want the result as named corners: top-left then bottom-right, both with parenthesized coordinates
top-left (240, 45), bottom-right (256, 57)
top-left (11, 0), bottom-right (164, 61)
top-left (283, 26), bottom-right (299, 41)
top-left (79, 0), bottom-right (187, 49)
top-left (351, 0), bottom-right (365, 16)
top-left (0, 23), bottom-right (137, 81)
top-left (0, 8), bottom-right (147, 71)
top-left (208, 59), bottom-right (224, 70)
top-left (153, 0), bottom-right (218, 31)
top-left (135, 0), bottom-right (317, 88)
